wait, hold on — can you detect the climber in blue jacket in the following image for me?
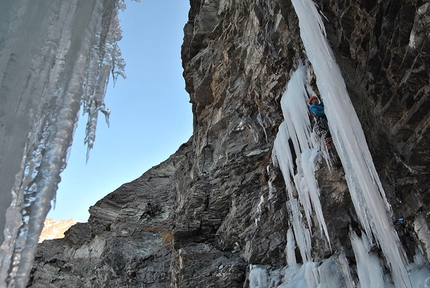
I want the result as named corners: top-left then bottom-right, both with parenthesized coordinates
top-left (308, 95), bottom-right (332, 146)
top-left (309, 96), bottom-right (325, 116)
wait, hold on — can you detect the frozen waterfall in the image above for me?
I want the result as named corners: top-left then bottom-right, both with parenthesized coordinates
top-left (291, 0), bottom-right (410, 286)
top-left (0, 1), bottom-right (126, 287)
top-left (260, 0), bottom-right (430, 287)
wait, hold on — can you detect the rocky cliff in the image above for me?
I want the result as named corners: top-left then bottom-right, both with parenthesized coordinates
top-left (29, 0), bottom-right (430, 287)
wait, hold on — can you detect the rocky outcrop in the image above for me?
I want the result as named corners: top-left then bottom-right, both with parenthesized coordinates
top-left (29, 0), bottom-right (430, 287)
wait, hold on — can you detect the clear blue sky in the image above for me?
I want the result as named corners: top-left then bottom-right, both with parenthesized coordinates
top-left (48, 0), bottom-right (192, 222)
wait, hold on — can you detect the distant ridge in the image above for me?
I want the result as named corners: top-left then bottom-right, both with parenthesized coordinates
top-left (39, 218), bottom-right (78, 243)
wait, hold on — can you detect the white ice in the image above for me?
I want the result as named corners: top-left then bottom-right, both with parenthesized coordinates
top-left (258, 0), bottom-right (429, 286)
top-left (250, 255), bottom-right (349, 288)
top-left (290, 0), bottom-right (412, 286)
top-left (249, 265), bottom-right (269, 288)
top-left (273, 63), bottom-right (331, 263)
top-left (286, 228), bottom-right (297, 266)
top-left (351, 231), bottom-right (386, 288)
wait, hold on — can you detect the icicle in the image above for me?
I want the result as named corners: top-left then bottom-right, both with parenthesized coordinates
top-left (0, 0), bottom-right (125, 287)
top-left (98, 102), bottom-right (111, 127)
top-left (290, 198), bottom-right (312, 263)
top-left (273, 122), bottom-right (312, 262)
top-left (279, 66), bottom-right (314, 154)
top-left (81, 4), bottom-right (126, 160)
top-left (301, 148), bottom-right (330, 248)
top-left (110, 13), bottom-right (126, 86)
top-left (286, 228), bottom-right (297, 266)
top-left (112, 42), bottom-right (127, 86)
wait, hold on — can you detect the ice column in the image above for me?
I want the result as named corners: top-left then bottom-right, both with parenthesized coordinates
top-left (290, 0), bottom-right (410, 286)
top-left (0, 0), bottom-right (125, 287)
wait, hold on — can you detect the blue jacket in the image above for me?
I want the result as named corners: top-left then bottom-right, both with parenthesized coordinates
top-left (309, 102), bottom-right (325, 116)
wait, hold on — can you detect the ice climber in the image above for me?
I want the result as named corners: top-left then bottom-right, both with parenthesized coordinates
top-left (308, 95), bottom-right (332, 146)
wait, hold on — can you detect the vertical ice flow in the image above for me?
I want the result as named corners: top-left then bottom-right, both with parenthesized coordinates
top-left (273, 64), bottom-right (331, 263)
top-left (290, 0), bottom-right (410, 286)
top-left (0, 0), bottom-right (126, 287)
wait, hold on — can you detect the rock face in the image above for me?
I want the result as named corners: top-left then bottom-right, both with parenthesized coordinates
top-left (29, 0), bottom-right (430, 287)
top-left (29, 142), bottom-right (191, 287)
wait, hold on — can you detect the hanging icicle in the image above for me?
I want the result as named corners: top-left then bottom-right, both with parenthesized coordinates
top-left (0, 1), bottom-right (127, 287)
